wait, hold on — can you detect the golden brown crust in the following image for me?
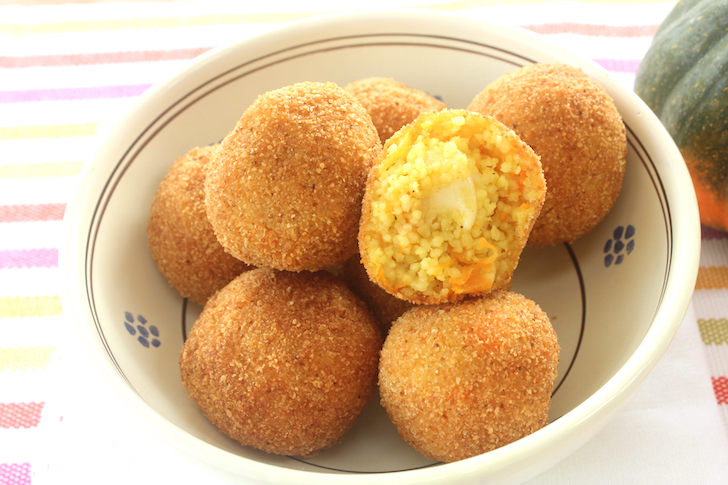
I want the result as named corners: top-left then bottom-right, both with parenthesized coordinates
top-left (468, 63), bottom-right (627, 246)
top-left (204, 81), bottom-right (382, 271)
top-left (339, 255), bottom-right (414, 333)
top-left (345, 77), bottom-right (446, 143)
top-left (146, 145), bottom-right (250, 305)
top-left (378, 291), bottom-right (559, 462)
top-left (179, 268), bottom-right (382, 457)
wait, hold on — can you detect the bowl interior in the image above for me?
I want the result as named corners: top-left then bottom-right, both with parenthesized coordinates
top-left (67, 13), bottom-right (680, 478)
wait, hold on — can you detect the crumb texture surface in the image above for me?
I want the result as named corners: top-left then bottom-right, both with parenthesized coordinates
top-left (179, 268), bottom-right (382, 457)
top-left (205, 81), bottom-right (382, 271)
top-left (378, 290), bottom-right (560, 462)
top-left (469, 63), bottom-right (626, 246)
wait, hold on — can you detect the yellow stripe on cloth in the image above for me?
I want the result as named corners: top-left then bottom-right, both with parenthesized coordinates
top-left (1, 12), bottom-right (302, 34)
top-left (0, 162), bottom-right (83, 179)
top-left (698, 318), bottom-right (728, 346)
top-left (0, 0), bottom-right (670, 34)
top-left (0, 123), bottom-right (98, 140)
top-left (423, 0), bottom-right (669, 9)
top-left (0, 346), bottom-right (54, 372)
top-left (0, 296), bottom-right (62, 318)
top-left (696, 266), bottom-right (728, 290)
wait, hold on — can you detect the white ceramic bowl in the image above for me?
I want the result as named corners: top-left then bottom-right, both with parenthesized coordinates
top-left (61, 10), bottom-right (700, 485)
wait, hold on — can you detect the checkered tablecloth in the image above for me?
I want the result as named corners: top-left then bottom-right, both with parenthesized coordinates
top-left (1, 1), bottom-right (727, 483)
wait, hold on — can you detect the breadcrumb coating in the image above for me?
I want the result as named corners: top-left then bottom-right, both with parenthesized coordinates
top-left (345, 77), bottom-right (446, 143)
top-left (204, 81), bottom-right (382, 271)
top-left (339, 255), bottom-right (414, 333)
top-left (358, 109), bottom-right (545, 304)
top-left (179, 268), bottom-right (382, 457)
top-left (146, 145), bottom-right (250, 305)
top-left (379, 291), bottom-right (559, 463)
top-left (468, 63), bottom-right (627, 246)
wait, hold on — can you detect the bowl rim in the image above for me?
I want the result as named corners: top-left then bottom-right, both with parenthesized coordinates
top-left (60, 9), bottom-right (701, 484)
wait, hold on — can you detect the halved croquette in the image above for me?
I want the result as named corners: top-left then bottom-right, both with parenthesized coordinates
top-left (358, 109), bottom-right (545, 304)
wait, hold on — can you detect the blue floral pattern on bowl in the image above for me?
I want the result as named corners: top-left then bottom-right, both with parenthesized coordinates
top-left (123, 311), bottom-right (161, 348)
top-left (604, 224), bottom-right (635, 267)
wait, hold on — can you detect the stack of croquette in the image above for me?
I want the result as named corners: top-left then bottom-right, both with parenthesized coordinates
top-left (147, 68), bottom-right (626, 462)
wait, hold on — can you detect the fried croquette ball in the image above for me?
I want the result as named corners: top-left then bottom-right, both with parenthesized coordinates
top-left (468, 63), bottom-right (627, 247)
top-left (358, 109), bottom-right (546, 304)
top-left (179, 268), bottom-right (382, 457)
top-left (205, 81), bottom-right (382, 271)
top-left (339, 256), bottom-right (414, 332)
top-left (345, 77), bottom-right (446, 143)
top-left (146, 145), bottom-right (250, 305)
top-left (379, 291), bottom-right (559, 463)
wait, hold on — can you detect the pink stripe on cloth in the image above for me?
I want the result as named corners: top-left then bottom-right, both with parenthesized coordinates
top-left (713, 377), bottom-right (728, 405)
top-left (525, 23), bottom-right (658, 37)
top-left (0, 47), bottom-right (211, 68)
top-left (0, 463), bottom-right (31, 485)
top-left (0, 204), bottom-right (66, 223)
top-left (0, 402), bottom-right (44, 429)
top-left (593, 59), bottom-right (640, 73)
top-left (0, 249), bottom-right (58, 269)
top-left (702, 225), bottom-right (728, 240)
top-left (0, 84), bottom-right (150, 103)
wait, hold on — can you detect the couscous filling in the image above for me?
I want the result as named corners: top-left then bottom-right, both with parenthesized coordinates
top-left (361, 110), bottom-right (543, 301)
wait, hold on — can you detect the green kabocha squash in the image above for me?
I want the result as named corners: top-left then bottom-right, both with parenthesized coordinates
top-left (635, 0), bottom-right (728, 232)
